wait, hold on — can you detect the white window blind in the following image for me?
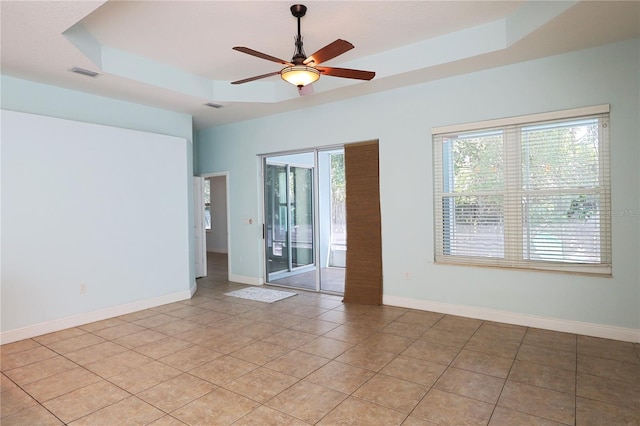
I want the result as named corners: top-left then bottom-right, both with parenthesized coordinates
top-left (432, 105), bottom-right (611, 275)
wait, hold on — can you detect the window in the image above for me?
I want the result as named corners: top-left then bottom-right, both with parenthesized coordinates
top-left (432, 105), bottom-right (611, 275)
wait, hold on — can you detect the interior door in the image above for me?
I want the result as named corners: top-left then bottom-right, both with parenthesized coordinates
top-left (193, 177), bottom-right (207, 278)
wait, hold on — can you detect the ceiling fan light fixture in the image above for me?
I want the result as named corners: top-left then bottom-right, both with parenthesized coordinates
top-left (231, 4), bottom-right (374, 88)
top-left (281, 65), bottom-right (320, 88)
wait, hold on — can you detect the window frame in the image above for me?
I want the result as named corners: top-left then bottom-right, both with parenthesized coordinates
top-left (432, 105), bottom-right (611, 276)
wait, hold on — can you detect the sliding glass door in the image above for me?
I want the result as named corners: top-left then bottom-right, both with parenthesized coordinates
top-left (265, 158), bottom-right (315, 287)
top-left (264, 149), bottom-right (346, 294)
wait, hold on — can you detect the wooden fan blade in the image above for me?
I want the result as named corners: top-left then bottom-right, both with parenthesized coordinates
top-left (316, 66), bottom-right (375, 81)
top-left (303, 39), bottom-right (354, 66)
top-left (232, 47), bottom-right (293, 65)
top-left (231, 71), bottom-right (281, 85)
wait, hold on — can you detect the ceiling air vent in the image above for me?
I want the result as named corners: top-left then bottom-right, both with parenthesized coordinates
top-left (70, 67), bottom-right (101, 78)
top-left (204, 102), bottom-right (224, 109)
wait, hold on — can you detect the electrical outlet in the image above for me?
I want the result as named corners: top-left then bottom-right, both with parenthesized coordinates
top-left (80, 284), bottom-right (87, 294)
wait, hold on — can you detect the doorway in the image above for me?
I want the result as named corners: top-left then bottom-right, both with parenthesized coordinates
top-left (198, 172), bottom-right (230, 280)
top-left (263, 148), bottom-right (346, 294)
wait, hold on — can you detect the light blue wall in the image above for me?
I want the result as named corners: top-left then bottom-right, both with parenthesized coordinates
top-left (1, 110), bottom-right (191, 335)
top-left (0, 76), bottom-right (193, 140)
top-left (1, 77), bottom-right (198, 338)
top-left (196, 39), bottom-right (640, 330)
top-left (1, 75), bottom-right (197, 289)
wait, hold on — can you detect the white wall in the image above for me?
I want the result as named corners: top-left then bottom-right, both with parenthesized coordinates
top-left (206, 176), bottom-right (228, 253)
top-left (196, 39), bottom-right (640, 341)
top-left (1, 110), bottom-right (192, 342)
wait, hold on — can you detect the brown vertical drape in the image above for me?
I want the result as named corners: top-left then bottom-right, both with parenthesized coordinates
top-left (343, 140), bottom-right (382, 305)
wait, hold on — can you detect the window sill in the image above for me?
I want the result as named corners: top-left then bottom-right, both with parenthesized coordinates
top-left (434, 257), bottom-right (612, 277)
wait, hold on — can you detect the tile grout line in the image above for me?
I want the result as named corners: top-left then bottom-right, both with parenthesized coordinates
top-left (1, 364), bottom-right (67, 425)
top-left (485, 323), bottom-right (526, 425)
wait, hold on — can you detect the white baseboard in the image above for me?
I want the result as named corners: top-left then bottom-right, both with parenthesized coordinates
top-left (190, 281), bottom-right (198, 296)
top-left (228, 273), bottom-right (263, 286)
top-left (383, 295), bottom-right (640, 343)
top-left (0, 289), bottom-right (194, 345)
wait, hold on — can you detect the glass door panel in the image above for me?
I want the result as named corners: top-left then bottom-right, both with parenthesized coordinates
top-left (265, 164), bottom-right (289, 276)
top-left (318, 149), bottom-right (346, 293)
top-left (290, 166), bottom-right (314, 269)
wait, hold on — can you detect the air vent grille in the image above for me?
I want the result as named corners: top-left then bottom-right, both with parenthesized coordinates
top-left (70, 67), bottom-right (101, 78)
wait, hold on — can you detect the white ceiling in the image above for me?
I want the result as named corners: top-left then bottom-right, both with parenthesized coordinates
top-left (1, 1), bottom-right (638, 130)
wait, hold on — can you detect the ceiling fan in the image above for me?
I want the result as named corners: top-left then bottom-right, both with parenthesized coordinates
top-left (231, 4), bottom-right (375, 92)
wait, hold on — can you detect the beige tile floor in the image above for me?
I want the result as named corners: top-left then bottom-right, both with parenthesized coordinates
top-left (2, 254), bottom-right (639, 425)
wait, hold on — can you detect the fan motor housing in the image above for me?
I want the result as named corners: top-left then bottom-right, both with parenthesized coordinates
top-left (290, 4), bottom-right (307, 18)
